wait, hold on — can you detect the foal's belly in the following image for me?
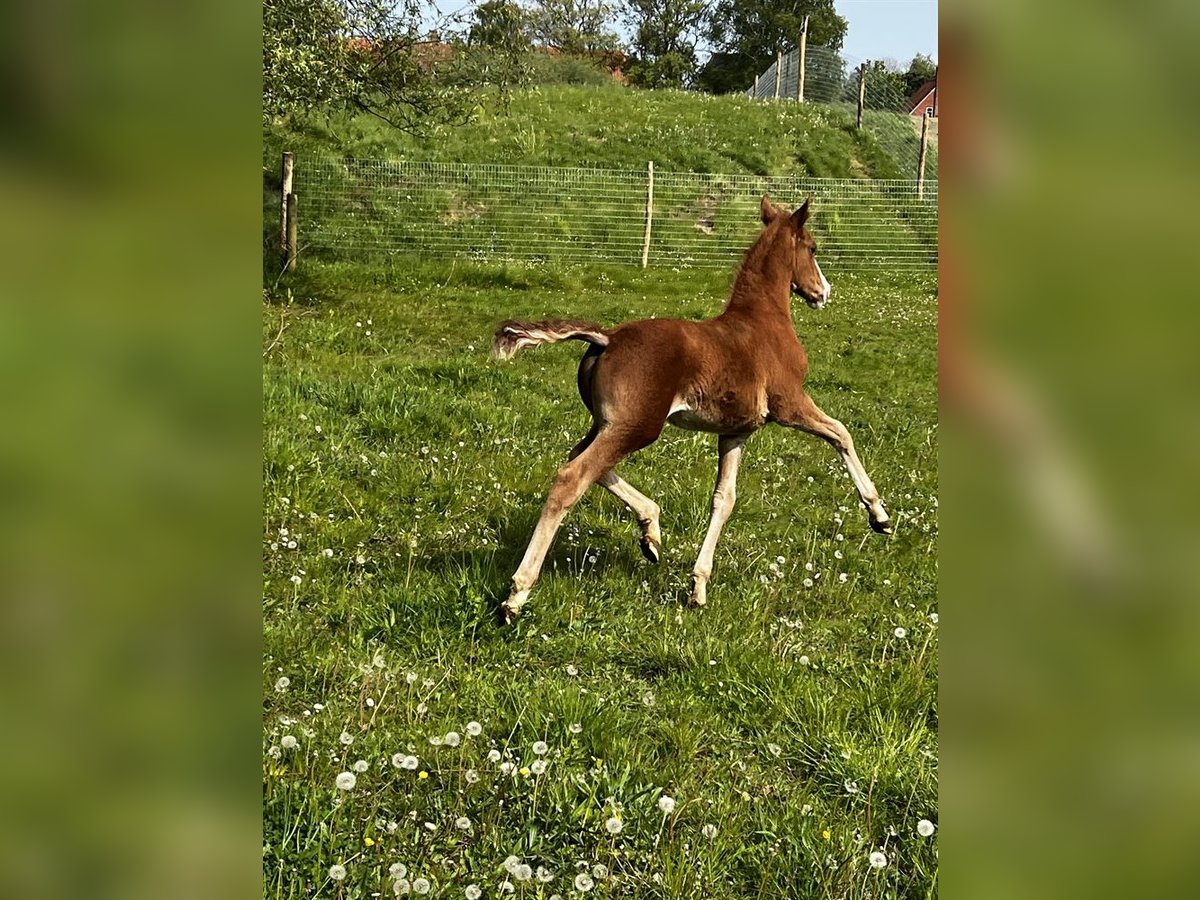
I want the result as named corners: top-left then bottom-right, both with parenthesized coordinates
top-left (667, 392), bottom-right (767, 434)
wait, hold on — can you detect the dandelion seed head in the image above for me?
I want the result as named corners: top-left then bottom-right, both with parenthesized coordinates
top-left (658, 795), bottom-right (676, 815)
top-left (702, 823), bottom-right (718, 839)
top-left (466, 721), bottom-right (482, 736)
top-left (574, 873), bottom-right (595, 892)
top-left (444, 731), bottom-right (461, 747)
top-left (604, 816), bottom-right (622, 834)
top-left (532, 740), bottom-right (549, 755)
top-left (335, 771), bottom-right (357, 790)
top-left (280, 735), bottom-right (297, 750)
top-left (329, 864), bottom-right (346, 881)
top-left (869, 851), bottom-right (888, 869)
top-left (390, 863), bottom-right (408, 879)
top-left (514, 864), bottom-right (533, 882)
top-left (412, 877), bottom-right (431, 894)
top-left (894, 626), bottom-right (907, 639)
top-left (339, 730), bottom-right (354, 746)
top-left (917, 818), bottom-right (936, 837)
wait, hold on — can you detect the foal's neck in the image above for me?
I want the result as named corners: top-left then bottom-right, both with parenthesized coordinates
top-left (723, 230), bottom-right (793, 321)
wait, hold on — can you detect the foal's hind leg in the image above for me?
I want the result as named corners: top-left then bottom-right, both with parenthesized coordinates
top-left (502, 429), bottom-right (632, 623)
top-left (575, 353), bottom-right (663, 562)
top-left (598, 471), bottom-right (662, 563)
top-left (777, 393), bottom-right (892, 533)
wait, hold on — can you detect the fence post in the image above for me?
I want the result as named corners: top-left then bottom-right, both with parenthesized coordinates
top-left (641, 161), bottom-right (654, 268)
top-left (856, 63), bottom-right (867, 129)
top-left (280, 151), bottom-right (293, 260)
top-left (916, 113), bottom-right (930, 200)
top-left (774, 52), bottom-right (782, 99)
top-left (753, 74), bottom-right (759, 98)
top-left (285, 192), bottom-right (298, 272)
top-left (797, 16), bottom-right (808, 101)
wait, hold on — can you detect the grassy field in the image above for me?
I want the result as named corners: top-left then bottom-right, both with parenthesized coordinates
top-left (263, 86), bottom-right (937, 273)
top-left (265, 85), bottom-right (907, 179)
top-left (262, 256), bottom-right (938, 898)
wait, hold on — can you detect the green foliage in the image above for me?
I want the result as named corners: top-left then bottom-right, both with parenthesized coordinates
top-left (263, 0), bottom-right (517, 133)
top-left (528, 0), bottom-right (622, 54)
top-left (266, 84), bottom-right (907, 179)
top-left (622, 0), bottom-right (710, 89)
top-left (468, 0), bottom-right (533, 51)
top-left (261, 257), bottom-right (938, 898)
top-left (703, 0), bottom-right (847, 93)
top-left (902, 53), bottom-right (938, 98)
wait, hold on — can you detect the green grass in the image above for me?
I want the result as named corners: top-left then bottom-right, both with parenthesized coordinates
top-left (262, 257), bottom-right (938, 898)
top-left (266, 84), bottom-right (906, 180)
top-left (263, 87), bottom-right (938, 273)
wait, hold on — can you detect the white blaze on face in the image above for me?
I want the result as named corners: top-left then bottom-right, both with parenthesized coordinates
top-left (815, 257), bottom-right (831, 303)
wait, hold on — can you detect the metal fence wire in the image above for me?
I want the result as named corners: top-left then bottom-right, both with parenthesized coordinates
top-left (298, 157), bottom-right (937, 270)
top-left (748, 44), bottom-right (938, 183)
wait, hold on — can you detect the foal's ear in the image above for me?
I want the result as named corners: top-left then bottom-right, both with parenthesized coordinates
top-left (760, 194), bottom-right (780, 225)
top-left (791, 198), bottom-right (812, 230)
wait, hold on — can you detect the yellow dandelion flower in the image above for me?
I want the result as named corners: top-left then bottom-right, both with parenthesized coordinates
top-left (418, 771), bottom-right (429, 780)
top-left (822, 829), bottom-right (831, 840)
top-left (364, 836), bottom-right (375, 847)
top-left (519, 767), bottom-right (531, 777)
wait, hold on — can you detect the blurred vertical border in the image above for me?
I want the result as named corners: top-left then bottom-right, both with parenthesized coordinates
top-left (942, 0), bottom-right (1200, 896)
top-left (0, 1), bottom-right (261, 898)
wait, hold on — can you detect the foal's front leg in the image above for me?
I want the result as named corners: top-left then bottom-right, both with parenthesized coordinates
top-left (690, 434), bottom-right (748, 607)
top-left (780, 393), bottom-right (892, 533)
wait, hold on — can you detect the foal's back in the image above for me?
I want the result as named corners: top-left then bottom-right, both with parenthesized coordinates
top-left (587, 312), bottom-right (807, 435)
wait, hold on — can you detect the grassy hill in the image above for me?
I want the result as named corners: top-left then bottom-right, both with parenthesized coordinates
top-left (263, 86), bottom-right (937, 272)
top-left (265, 84), bottom-right (909, 181)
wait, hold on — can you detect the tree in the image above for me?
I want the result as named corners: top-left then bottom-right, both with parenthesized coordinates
top-left (263, 0), bottom-right (491, 131)
top-left (469, 0), bottom-right (532, 52)
top-left (622, 0), bottom-right (710, 88)
top-left (902, 53), bottom-right (938, 97)
top-left (697, 0), bottom-right (847, 93)
top-left (527, 0), bottom-right (621, 54)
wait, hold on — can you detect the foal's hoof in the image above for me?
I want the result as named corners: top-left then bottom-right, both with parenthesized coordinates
top-left (499, 588), bottom-right (529, 625)
top-left (640, 536), bottom-right (662, 564)
top-left (870, 516), bottom-right (893, 535)
top-left (689, 578), bottom-right (708, 608)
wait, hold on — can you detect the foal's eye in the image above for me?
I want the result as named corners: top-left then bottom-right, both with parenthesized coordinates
top-left (811, 246), bottom-right (818, 256)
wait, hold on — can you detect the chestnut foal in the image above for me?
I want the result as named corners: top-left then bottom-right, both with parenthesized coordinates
top-left (492, 196), bottom-right (891, 623)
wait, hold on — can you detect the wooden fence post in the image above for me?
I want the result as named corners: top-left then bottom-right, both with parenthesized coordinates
top-left (856, 63), bottom-right (867, 129)
top-left (753, 74), bottom-right (759, 98)
top-left (917, 113), bottom-right (930, 200)
top-left (280, 151), bottom-right (293, 259)
top-left (285, 192), bottom-right (298, 272)
top-left (774, 52), bottom-right (783, 99)
top-left (797, 16), bottom-right (808, 101)
top-left (641, 161), bottom-right (654, 268)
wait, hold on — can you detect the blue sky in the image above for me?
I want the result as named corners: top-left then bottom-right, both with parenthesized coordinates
top-left (836, 0), bottom-right (938, 67)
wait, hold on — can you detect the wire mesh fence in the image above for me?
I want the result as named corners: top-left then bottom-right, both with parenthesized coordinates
top-left (297, 157), bottom-right (937, 270)
top-left (747, 44), bottom-right (937, 184)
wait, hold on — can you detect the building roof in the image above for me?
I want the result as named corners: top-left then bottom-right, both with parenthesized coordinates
top-left (907, 79), bottom-right (937, 112)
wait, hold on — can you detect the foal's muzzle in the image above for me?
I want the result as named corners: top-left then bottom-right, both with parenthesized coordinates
top-left (792, 282), bottom-right (830, 309)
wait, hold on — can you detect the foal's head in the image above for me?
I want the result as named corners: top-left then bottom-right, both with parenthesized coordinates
top-left (760, 195), bottom-right (831, 309)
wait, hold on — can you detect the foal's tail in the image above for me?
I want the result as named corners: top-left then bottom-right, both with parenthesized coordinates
top-left (492, 319), bottom-right (610, 361)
